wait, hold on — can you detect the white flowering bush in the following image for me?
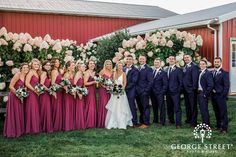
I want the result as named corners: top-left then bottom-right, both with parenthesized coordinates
top-left (75, 42), bottom-right (98, 64)
top-left (113, 29), bottom-right (204, 66)
top-left (0, 27), bottom-right (100, 89)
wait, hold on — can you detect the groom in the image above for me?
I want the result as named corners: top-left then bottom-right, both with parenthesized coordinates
top-left (124, 55), bottom-right (139, 127)
top-left (136, 55), bottom-right (153, 128)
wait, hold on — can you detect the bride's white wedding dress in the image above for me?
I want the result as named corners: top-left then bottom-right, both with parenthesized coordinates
top-left (105, 73), bottom-right (133, 129)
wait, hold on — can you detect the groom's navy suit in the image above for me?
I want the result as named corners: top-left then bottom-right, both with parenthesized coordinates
top-left (124, 65), bottom-right (139, 125)
top-left (136, 64), bottom-right (153, 125)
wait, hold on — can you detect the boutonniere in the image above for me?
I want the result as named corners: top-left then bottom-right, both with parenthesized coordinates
top-left (217, 71), bottom-right (222, 75)
top-left (158, 70), bottom-right (162, 74)
top-left (172, 66), bottom-right (176, 71)
top-left (202, 70), bottom-right (206, 75)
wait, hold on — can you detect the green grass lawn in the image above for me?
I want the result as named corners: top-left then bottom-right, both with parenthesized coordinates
top-left (0, 98), bottom-right (235, 157)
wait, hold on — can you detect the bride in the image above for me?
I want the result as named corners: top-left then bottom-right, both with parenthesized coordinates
top-left (105, 61), bottom-right (133, 129)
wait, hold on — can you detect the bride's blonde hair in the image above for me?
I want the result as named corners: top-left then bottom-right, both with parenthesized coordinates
top-left (115, 61), bottom-right (124, 72)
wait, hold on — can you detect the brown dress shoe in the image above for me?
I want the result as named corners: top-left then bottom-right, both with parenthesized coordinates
top-left (138, 124), bottom-right (149, 129)
top-left (176, 125), bottom-right (181, 129)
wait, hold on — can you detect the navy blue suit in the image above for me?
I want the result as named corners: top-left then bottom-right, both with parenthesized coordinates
top-left (151, 69), bottom-right (168, 125)
top-left (183, 62), bottom-right (199, 126)
top-left (166, 65), bottom-right (183, 126)
top-left (124, 65), bottom-right (139, 125)
top-left (136, 64), bottom-right (153, 125)
top-left (197, 69), bottom-right (214, 125)
top-left (211, 68), bottom-right (230, 131)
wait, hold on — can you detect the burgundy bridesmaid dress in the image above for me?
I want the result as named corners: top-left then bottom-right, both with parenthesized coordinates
top-left (97, 74), bottom-right (111, 128)
top-left (85, 76), bottom-right (97, 128)
top-left (63, 78), bottom-right (75, 131)
top-left (75, 78), bottom-right (86, 130)
top-left (4, 79), bottom-right (25, 138)
top-left (25, 75), bottom-right (41, 134)
top-left (39, 77), bottom-right (53, 133)
top-left (52, 74), bottom-right (63, 131)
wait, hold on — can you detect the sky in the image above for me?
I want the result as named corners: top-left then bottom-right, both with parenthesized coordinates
top-left (87, 0), bottom-right (236, 14)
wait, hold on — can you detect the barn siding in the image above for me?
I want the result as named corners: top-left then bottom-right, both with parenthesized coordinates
top-left (222, 18), bottom-right (236, 71)
top-left (182, 27), bottom-right (215, 64)
top-left (0, 11), bottom-right (149, 43)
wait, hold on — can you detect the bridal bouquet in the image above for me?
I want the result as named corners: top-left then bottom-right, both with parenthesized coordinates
top-left (15, 87), bottom-right (29, 103)
top-left (102, 78), bottom-right (114, 91)
top-left (110, 84), bottom-right (124, 99)
top-left (76, 86), bottom-right (88, 96)
top-left (60, 78), bottom-right (71, 87)
top-left (35, 83), bottom-right (45, 95)
top-left (48, 84), bottom-right (61, 95)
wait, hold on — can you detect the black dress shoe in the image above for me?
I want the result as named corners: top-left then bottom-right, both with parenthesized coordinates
top-left (221, 130), bottom-right (227, 134)
top-left (185, 120), bottom-right (190, 124)
top-left (169, 121), bottom-right (175, 125)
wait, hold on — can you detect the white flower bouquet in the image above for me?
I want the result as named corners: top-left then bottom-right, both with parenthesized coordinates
top-left (35, 83), bottom-right (45, 95)
top-left (48, 84), bottom-right (61, 95)
top-left (76, 86), bottom-right (88, 96)
top-left (15, 87), bottom-right (29, 102)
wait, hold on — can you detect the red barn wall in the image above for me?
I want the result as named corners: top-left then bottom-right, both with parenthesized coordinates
top-left (222, 18), bottom-right (236, 71)
top-left (182, 27), bottom-right (215, 64)
top-left (0, 12), bottom-right (149, 43)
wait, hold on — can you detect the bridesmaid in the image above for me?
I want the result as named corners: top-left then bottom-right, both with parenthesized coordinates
top-left (84, 60), bottom-right (97, 128)
top-left (25, 58), bottom-right (41, 134)
top-left (97, 60), bottom-right (113, 128)
top-left (39, 60), bottom-right (53, 133)
top-left (63, 61), bottom-right (76, 131)
top-left (74, 63), bottom-right (86, 130)
top-left (4, 63), bottom-right (29, 138)
top-left (51, 58), bottom-right (63, 131)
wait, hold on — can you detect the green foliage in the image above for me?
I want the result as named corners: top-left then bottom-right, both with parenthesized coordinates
top-left (96, 30), bottom-right (131, 70)
top-left (0, 98), bottom-right (235, 157)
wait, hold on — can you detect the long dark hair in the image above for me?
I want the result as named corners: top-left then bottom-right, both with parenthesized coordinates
top-left (42, 60), bottom-right (51, 79)
top-left (86, 59), bottom-right (96, 71)
top-left (64, 61), bottom-right (75, 77)
top-left (51, 57), bottom-right (60, 72)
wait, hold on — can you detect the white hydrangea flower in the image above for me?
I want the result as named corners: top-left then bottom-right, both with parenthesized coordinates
top-left (3, 96), bottom-right (8, 102)
top-left (0, 82), bottom-right (6, 90)
top-left (6, 60), bottom-right (14, 66)
top-left (147, 51), bottom-right (154, 57)
top-left (11, 68), bottom-right (20, 75)
top-left (23, 44), bottom-right (33, 52)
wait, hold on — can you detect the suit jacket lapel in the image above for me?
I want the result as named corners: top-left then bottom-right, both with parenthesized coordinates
top-left (215, 69), bottom-right (222, 81)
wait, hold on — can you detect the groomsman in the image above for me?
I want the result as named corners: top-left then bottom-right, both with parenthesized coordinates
top-left (124, 55), bottom-right (139, 127)
top-left (166, 55), bottom-right (183, 129)
top-left (211, 57), bottom-right (230, 133)
top-left (183, 54), bottom-right (199, 127)
top-left (197, 59), bottom-right (214, 126)
top-left (151, 58), bottom-right (168, 126)
top-left (136, 55), bottom-right (153, 128)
